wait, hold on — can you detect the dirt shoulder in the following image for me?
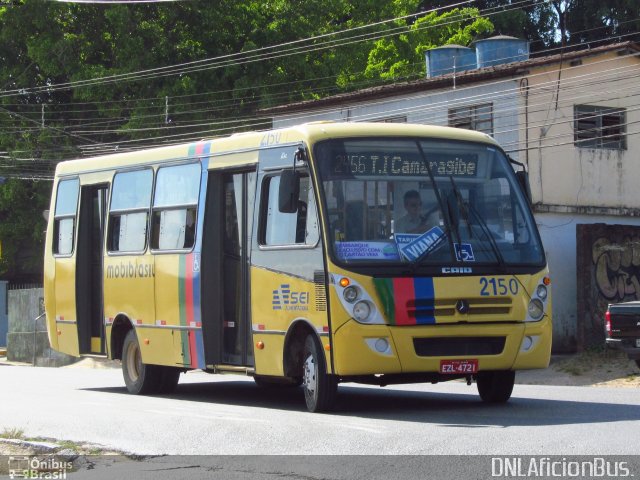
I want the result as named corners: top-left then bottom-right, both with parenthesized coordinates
top-left (517, 350), bottom-right (640, 387)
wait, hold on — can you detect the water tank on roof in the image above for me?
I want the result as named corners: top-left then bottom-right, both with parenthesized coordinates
top-left (475, 36), bottom-right (529, 68)
top-left (425, 45), bottom-right (477, 78)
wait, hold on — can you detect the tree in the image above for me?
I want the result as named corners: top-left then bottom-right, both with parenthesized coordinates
top-left (565, 0), bottom-right (640, 45)
top-left (363, 7), bottom-right (493, 81)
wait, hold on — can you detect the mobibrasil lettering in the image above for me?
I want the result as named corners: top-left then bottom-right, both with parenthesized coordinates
top-left (106, 261), bottom-right (155, 279)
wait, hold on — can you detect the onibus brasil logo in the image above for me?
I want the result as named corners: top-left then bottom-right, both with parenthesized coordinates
top-left (8, 456), bottom-right (73, 479)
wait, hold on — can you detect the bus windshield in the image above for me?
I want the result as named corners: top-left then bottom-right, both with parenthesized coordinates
top-left (314, 137), bottom-right (544, 267)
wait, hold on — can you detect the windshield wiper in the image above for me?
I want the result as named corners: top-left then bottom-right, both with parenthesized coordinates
top-left (448, 176), bottom-right (471, 240)
top-left (448, 175), bottom-right (504, 266)
top-left (467, 199), bottom-right (506, 266)
top-left (415, 141), bottom-right (458, 262)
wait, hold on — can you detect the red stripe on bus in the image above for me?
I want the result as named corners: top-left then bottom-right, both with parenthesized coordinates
top-left (392, 278), bottom-right (415, 325)
top-left (186, 254), bottom-right (197, 368)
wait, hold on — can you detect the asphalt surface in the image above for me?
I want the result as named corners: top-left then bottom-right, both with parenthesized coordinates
top-left (0, 364), bottom-right (639, 457)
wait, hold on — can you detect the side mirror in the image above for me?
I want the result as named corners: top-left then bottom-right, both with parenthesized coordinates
top-left (515, 171), bottom-right (532, 205)
top-left (278, 170), bottom-right (300, 213)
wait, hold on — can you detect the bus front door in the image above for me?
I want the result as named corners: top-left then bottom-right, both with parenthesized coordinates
top-left (202, 170), bottom-right (256, 367)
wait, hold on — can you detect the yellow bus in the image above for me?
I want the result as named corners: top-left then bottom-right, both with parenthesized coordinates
top-left (44, 122), bottom-right (551, 412)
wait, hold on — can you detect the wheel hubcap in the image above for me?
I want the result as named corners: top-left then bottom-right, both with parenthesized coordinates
top-left (303, 354), bottom-right (317, 395)
top-left (126, 342), bottom-right (141, 382)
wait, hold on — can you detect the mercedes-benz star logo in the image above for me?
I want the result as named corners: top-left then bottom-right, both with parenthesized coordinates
top-left (456, 299), bottom-right (470, 314)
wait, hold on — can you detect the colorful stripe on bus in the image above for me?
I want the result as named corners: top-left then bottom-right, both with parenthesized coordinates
top-left (374, 277), bottom-right (436, 325)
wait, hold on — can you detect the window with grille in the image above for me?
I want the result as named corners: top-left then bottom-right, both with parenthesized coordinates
top-left (574, 105), bottom-right (626, 149)
top-left (372, 116), bottom-right (407, 123)
top-left (448, 103), bottom-right (493, 135)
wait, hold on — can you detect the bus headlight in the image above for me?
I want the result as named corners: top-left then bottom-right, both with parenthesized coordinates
top-left (536, 284), bottom-right (548, 300)
top-left (527, 298), bottom-right (544, 320)
top-left (353, 301), bottom-right (372, 322)
top-left (343, 286), bottom-right (359, 303)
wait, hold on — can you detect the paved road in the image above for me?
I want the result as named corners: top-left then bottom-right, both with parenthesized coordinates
top-left (0, 364), bottom-right (639, 456)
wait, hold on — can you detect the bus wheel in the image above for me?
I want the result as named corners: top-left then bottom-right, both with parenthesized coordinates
top-left (302, 335), bottom-right (337, 412)
top-left (476, 370), bottom-right (515, 403)
top-left (122, 330), bottom-right (160, 394)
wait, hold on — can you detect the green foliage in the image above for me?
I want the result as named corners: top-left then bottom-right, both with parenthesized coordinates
top-left (364, 7), bottom-right (494, 80)
top-left (565, 0), bottom-right (640, 44)
top-left (0, 179), bottom-right (50, 280)
top-left (0, 427), bottom-right (25, 440)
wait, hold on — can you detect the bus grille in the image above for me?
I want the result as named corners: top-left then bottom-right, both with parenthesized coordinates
top-left (413, 336), bottom-right (506, 357)
top-left (314, 271), bottom-right (327, 312)
top-left (407, 297), bottom-right (512, 319)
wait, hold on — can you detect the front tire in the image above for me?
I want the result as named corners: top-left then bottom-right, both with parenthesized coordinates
top-left (477, 370), bottom-right (515, 403)
top-left (302, 335), bottom-right (337, 412)
top-left (122, 330), bottom-right (161, 394)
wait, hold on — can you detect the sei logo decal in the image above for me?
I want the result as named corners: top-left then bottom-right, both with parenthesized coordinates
top-left (272, 284), bottom-right (310, 311)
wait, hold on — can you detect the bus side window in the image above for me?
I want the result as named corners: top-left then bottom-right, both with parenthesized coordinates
top-left (53, 178), bottom-right (80, 255)
top-left (260, 172), bottom-right (318, 247)
top-left (107, 169), bottom-right (153, 253)
top-left (150, 163), bottom-right (200, 251)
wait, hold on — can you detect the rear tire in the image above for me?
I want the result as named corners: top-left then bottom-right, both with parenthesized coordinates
top-left (302, 334), bottom-right (337, 412)
top-left (477, 370), bottom-right (515, 403)
top-left (635, 359), bottom-right (640, 370)
top-left (122, 330), bottom-right (161, 394)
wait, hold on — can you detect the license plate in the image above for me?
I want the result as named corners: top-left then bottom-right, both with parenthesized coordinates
top-left (440, 359), bottom-right (478, 374)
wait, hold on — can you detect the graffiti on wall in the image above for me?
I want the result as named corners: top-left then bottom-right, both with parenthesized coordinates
top-left (577, 224), bottom-right (640, 350)
top-left (592, 236), bottom-right (640, 302)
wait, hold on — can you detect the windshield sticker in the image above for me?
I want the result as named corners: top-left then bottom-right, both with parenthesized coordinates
top-left (336, 241), bottom-right (400, 260)
top-left (454, 243), bottom-right (476, 262)
top-left (396, 226), bottom-right (445, 262)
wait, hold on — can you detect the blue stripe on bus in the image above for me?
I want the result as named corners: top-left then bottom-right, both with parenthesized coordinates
top-left (413, 277), bottom-right (436, 324)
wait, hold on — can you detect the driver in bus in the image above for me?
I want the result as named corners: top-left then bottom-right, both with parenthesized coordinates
top-left (395, 189), bottom-right (435, 234)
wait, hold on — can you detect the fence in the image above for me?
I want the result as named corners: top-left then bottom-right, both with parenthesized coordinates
top-left (6, 286), bottom-right (76, 367)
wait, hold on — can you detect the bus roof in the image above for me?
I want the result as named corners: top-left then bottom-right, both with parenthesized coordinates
top-left (54, 122), bottom-right (501, 177)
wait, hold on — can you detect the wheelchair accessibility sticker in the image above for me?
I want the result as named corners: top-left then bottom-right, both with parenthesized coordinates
top-left (454, 243), bottom-right (475, 262)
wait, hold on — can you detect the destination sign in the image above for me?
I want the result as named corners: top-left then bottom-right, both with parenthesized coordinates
top-left (328, 152), bottom-right (478, 179)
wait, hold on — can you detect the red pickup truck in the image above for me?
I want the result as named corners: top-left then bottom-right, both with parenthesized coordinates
top-left (605, 302), bottom-right (640, 369)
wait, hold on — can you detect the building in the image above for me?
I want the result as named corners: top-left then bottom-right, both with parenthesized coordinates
top-left (263, 40), bottom-right (640, 352)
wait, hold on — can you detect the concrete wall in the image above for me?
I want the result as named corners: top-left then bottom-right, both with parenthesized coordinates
top-left (0, 281), bottom-right (7, 348)
top-left (7, 288), bottom-right (76, 367)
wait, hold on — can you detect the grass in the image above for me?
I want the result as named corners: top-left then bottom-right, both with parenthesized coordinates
top-left (0, 427), bottom-right (25, 440)
top-left (553, 347), bottom-right (640, 380)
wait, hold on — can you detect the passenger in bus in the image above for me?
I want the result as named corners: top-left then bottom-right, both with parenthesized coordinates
top-left (395, 190), bottom-right (435, 234)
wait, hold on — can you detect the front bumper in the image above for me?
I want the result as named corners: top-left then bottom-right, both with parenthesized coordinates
top-left (332, 315), bottom-right (552, 376)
